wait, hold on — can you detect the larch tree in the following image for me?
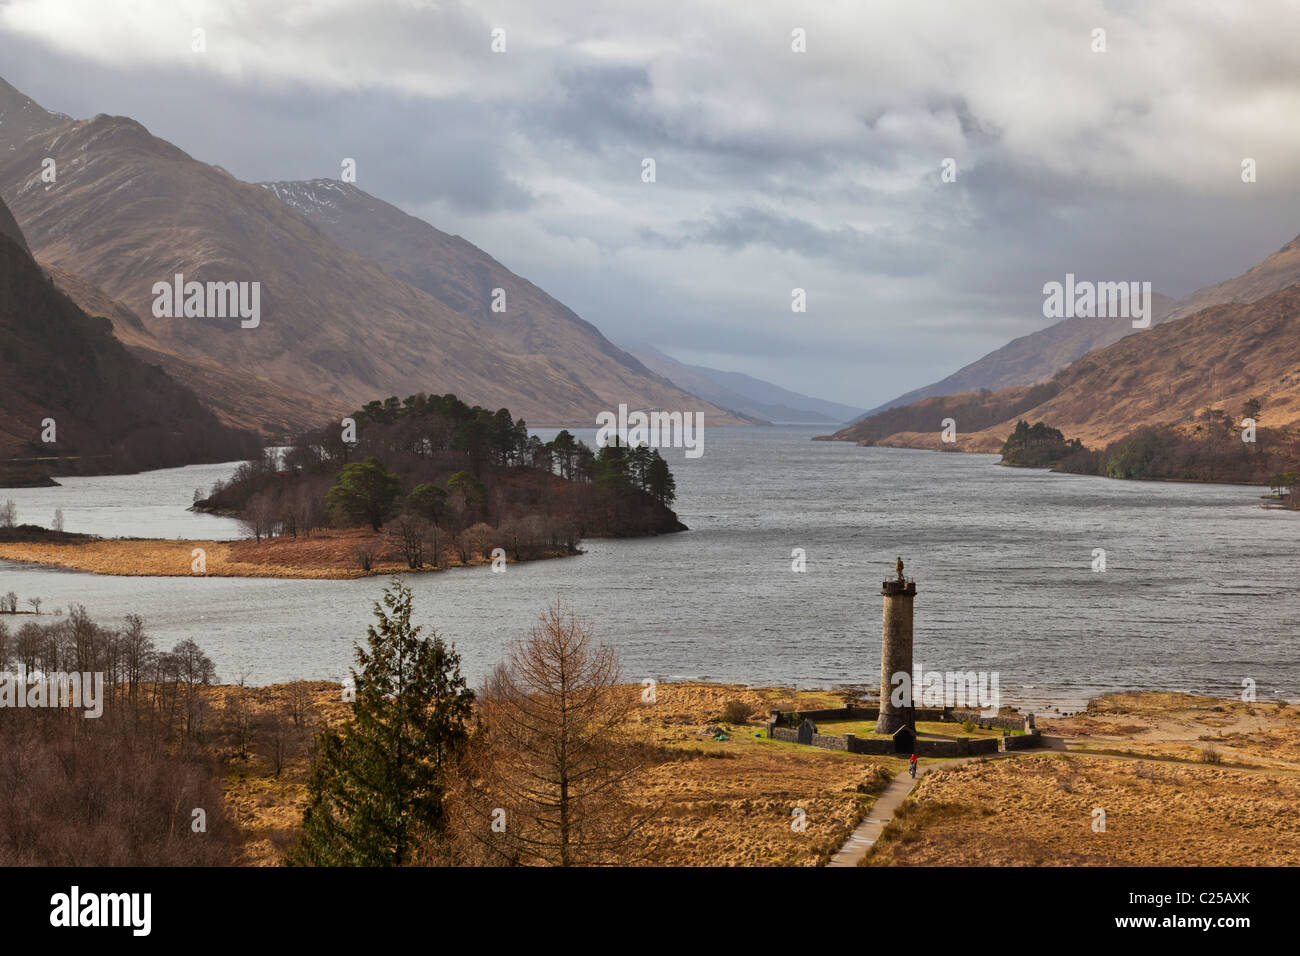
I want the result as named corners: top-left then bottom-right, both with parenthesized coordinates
top-left (459, 602), bottom-right (655, 866)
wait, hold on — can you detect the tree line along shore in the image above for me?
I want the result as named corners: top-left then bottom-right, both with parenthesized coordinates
top-left (0, 392), bottom-right (688, 578)
top-left (999, 398), bottom-right (1300, 504)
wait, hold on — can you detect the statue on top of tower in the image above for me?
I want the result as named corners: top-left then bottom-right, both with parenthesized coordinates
top-left (895, 556), bottom-right (905, 581)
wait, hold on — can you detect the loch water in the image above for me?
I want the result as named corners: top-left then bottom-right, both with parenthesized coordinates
top-left (2, 426), bottom-right (1295, 710)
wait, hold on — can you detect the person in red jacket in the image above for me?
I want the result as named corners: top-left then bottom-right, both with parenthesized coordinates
top-left (909, 753), bottom-right (918, 778)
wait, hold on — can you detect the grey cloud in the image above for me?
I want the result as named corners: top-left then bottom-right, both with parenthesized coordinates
top-left (642, 206), bottom-right (929, 278)
top-left (3, 1), bottom-right (1300, 408)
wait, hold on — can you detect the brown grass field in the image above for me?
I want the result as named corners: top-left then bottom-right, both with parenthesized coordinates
top-left (201, 683), bottom-right (1300, 866)
top-left (0, 528), bottom-right (533, 579)
top-left (864, 692), bottom-right (1300, 866)
top-left (218, 680), bottom-right (900, 866)
top-left (865, 753), bottom-right (1300, 866)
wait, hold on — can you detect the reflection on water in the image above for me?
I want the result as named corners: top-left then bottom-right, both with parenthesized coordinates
top-left (2, 427), bottom-right (1296, 708)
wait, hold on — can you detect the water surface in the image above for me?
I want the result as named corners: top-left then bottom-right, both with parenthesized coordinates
top-left (2, 426), bottom-right (1294, 710)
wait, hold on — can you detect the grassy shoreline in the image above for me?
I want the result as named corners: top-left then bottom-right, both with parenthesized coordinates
top-left (0, 528), bottom-right (579, 579)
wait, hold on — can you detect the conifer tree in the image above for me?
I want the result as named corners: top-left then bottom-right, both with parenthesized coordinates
top-left (290, 579), bottom-right (473, 866)
top-left (646, 451), bottom-right (676, 505)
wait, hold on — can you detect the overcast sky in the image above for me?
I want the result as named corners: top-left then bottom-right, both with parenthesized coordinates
top-left (2, 0), bottom-right (1299, 408)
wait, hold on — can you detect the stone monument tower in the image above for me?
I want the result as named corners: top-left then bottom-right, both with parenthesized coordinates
top-left (874, 556), bottom-right (917, 735)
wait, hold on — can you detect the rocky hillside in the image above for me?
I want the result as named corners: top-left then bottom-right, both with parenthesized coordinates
top-left (258, 179), bottom-right (747, 424)
top-left (830, 283), bottom-right (1300, 454)
top-left (0, 192), bottom-right (23, 251)
top-left (0, 196), bottom-right (259, 483)
top-left (0, 78), bottom-right (740, 429)
top-left (0, 76), bottom-right (69, 153)
top-left (863, 230), bottom-right (1300, 418)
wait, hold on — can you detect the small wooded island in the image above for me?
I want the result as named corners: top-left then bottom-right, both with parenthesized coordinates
top-left (0, 393), bottom-right (688, 578)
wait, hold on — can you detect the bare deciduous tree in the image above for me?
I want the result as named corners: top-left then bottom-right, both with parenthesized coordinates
top-left (260, 705), bottom-right (290, 777)
top-left (226, 674), bottom-right (253, 759)
top-left (352, 536), bottom-right (382, 572)
top-left (238, 490), bottom-right (279, 541)
top-left (453, 522), bottom-right (493, 565)
top-left (458, 603), bottom-right (655, 866)
top-left (388, 512), bottom-right (428, 569)
top-left (284, 681), bottom-right (312, 731)
top-left (423, 522), bottom-right (446, 569)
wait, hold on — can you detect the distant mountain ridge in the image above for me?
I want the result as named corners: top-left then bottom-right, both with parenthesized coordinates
top-left (625, 341), bottom-right (863, 424)
top-left (1159, 234), bottom-right (1300, 324)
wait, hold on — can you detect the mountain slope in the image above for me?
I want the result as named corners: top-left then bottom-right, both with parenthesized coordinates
top-left (0, 76), bottom-right (69, 153)
top-left (986, 284), bottom-right (1300, 448)
top-left (0, 78), bottom-right (743, 427)
top-left (830, 283), bottom-right (1300, 453)
top-left (0, 191), bottom-right (23, 251)
top-left (861, 294), bottom-right (1175, 416)
top-left (861, 230), bottom-right (1300, 421)
top-left (0, 196), bottom-right (259, 481)
top-left (258, 179), bottom-right (747, 424)
top-left (0, 114), bottom-right (549, 415)
top-left (1159, 235), bottom-right (1300, 323)
top-left (41, 262), bottom-right (346, 437)
top-left (625, 341), bottom-right (861, 424)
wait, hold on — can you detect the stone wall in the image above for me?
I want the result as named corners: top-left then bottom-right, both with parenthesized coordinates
top-left (768, 722), bottom-right (1031, 756)
top-left (764, 700), bottom-right (1042, 757)
top-left (1002, 730), bottom-right (1044, 751)
top-left (916, 738), bottom-right (963, 758)
top-left (781, 705), bottom-right (879, 723)
top-left (910, 736), bottom-right (1000, 757)
top-left (845, 735), bottom-right (895, 755)
top-left (950, 708), bottom-right (1036, 733)
top-left (765, 704), bottom-right (951, 726)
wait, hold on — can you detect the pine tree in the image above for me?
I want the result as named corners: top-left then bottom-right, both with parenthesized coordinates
top-left (594, 441), bottom-right (628, 487)
top-left (627, 444), bottom-right (652, 490)
top-left (325, 456), bottom-right (402, 530)
top-left (289, 579), bottom-right (474, 866)
top-left (646, 451), bottom-right (676, 505)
